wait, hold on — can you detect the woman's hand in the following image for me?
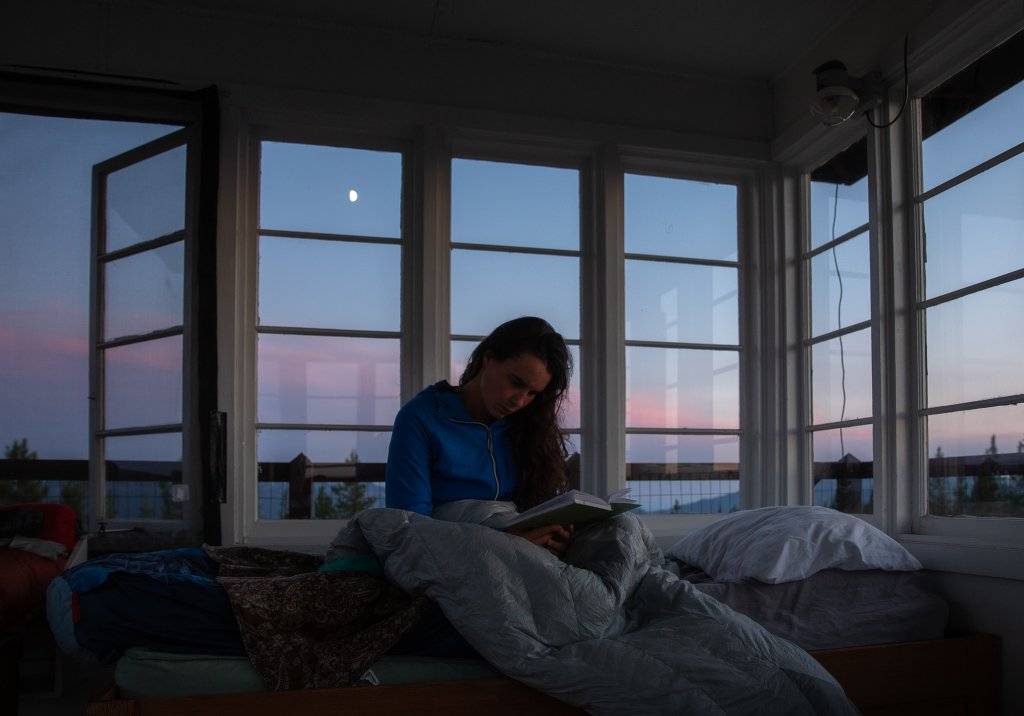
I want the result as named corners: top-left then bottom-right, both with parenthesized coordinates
top-left (510, 523), bottom-right (573, 556)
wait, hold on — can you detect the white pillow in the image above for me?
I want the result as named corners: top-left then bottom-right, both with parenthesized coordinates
top-left (665, 506), bottom-right (921, 584)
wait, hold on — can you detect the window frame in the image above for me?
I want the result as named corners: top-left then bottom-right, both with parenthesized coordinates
top-left (617, 153), bottom-right (762, 534)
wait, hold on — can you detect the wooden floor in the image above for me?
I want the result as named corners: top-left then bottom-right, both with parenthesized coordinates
top-left (85, 634), bottom-right (1001, 716)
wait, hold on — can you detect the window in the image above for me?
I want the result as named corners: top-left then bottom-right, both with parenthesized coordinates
top-left (0, 110), bottom-right (190, 528)
top-left (623, 173), bottom-right (741, 514)
top-left (255, 140), bottom-right (404, 520)
top-left (806, 138), bottom-right (874, 514)
top-left (916, 32), bottom-right (1024, 520)
top-left (449, 158), bottom-right (582, 482)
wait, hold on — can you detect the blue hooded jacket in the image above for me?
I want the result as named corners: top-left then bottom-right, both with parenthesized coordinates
top-left (385, 381), bottom-right (517, 515)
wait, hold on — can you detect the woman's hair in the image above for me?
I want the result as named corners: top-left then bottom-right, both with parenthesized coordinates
top-left (459, 316), bottom-right (573, 510)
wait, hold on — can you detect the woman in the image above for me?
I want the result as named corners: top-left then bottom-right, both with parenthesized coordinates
top-left (385, 316), bottom-right (574, 555)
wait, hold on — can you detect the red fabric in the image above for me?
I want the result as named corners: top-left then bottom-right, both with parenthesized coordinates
top-left (0, 503), bottom-right (77, 553)
top-left (0, 549), bottom-right (64, 630)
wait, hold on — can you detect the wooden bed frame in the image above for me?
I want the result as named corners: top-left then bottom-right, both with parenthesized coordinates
top-left (85, 633), bottom-right (1000, 716)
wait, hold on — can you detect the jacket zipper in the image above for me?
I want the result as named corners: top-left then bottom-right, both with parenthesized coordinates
top-left (448, 417), bottom-right (501, 499)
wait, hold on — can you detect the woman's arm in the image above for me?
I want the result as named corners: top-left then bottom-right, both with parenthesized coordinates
top-left (384, 408), bottom-right (434, 515)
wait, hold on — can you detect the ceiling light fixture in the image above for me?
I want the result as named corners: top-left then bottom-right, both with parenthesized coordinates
top-left (810, 34), bottom-right (910, 129)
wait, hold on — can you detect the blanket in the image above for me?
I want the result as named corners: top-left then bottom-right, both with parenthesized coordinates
top-left (329, 507), bottom-right (858, 715)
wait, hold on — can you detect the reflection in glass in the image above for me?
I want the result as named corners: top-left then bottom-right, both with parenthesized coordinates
top-left (624, 174), bottom-right (737, 260)
top-left (258, 236), bottom-right (400, 331)
top-left (106, 145), bottom-right (186, 252)
top-left (625, 434), bottom-right (739, 514)
top-left (564, 432), bottom-right (582, 489)
top-left (925, 279), bottom-right (1024, 408)
top-left (809, 176), bottom-right (869, 250)
top-left (452, 159), bottom-right (579, 250)
top-left (812, 426), bottom-right (873, 513)
top-left (449, 341), bottom-right (581, 429)
top-left (811, 329), bottom-right (872, 424)
top-left (927, 405), bottom-right (1023, 518)
top-left (626, 347), bottom-right (739, 429)
top-left (104, 336), bottom-right (182, 429)
top-left (922, 153), bottom-right (1024, 299)
top-left (923, 79), bottom-right (1024, 192)
top-left (258, 334), bottom-right (399, 426)
top-left (451, 250), bottom-right (579, 339)
top-left (260, 142), bottom-right (401, 237)
top-left (105, 241), bottom-right (183, 339)
top-left (810, 232), bottom-right (870, 337)
top-left (257, 429), bottom-right (389, 520)
top-left (626, 261), bottom-right (738, 344)
top-left (104, 432), bottom-right (183, 520)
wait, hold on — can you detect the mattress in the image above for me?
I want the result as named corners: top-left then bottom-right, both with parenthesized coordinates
top-left (672, 562), bottom-right (949, 651)
top-left (115, 648), bottom-right (501, 698)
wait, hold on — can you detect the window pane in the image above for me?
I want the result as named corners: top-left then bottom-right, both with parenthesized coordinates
top-left (258, 236), bottom-right (400, 331)
top-left (810, 232), bottom-right (870, 337)
top-left (809, 175), bottom-right (868, 250)
top-left (450, 341), bottom-right (581, 429)
top-left (564, 432), bottom-right (582, 489)
top-left (260, 142), bottom-right (401, 237)
top-left (257, 429), bottom-right (388, 520)
top-left (923, 79), bottom-right (1024, 191)
top-left (451, 159), bottom-right (579, 250)
top-left (626, 347), bottom-right (739, 429)
top-left (926, 279), bottom-right (1024, 407)
top-left (451, 250), bottom-right (579, 339)
top-left (1, 112), bottom-right (178, 519)
top-left (104, 433), bottom-right (183, 520)
top-left (625, 434), bottom-right (739, 514)
top-left (812, 426), bottom-right (873, 514)
top-left (105, 241), bottom-right (183, 339)
top-left (624, 174), bottom-right (737, 260)
top-left (104, 335), bottom-right (182, 429)
top-left (258, 335), bottom-right (399, 426)
top-left (625, 261), bottom-right (738, 344)
top-left (106, 144), bottom-right (186, 252)
top-left (922, 152), bottom-right (1024, 299)
top-left (811, 329), bottom-right (872, 424)
top-left (927, 405), bottom-right (1023, 518)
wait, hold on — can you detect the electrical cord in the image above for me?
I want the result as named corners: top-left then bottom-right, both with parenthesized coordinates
top-left (867, 33), bottom-right (910, 129)
top-left (831, 184), bottom-right (848, 456)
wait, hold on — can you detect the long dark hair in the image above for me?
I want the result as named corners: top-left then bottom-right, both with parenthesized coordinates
top-left (459, 317), bottom-right (573, 510)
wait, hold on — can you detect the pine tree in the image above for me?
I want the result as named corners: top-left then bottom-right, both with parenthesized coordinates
top-left (314, 485), bottom-right (337, 519)
top-left (0, 437), bottom-right (46, 504)
top-left (331, 481), bottom-right (375, 517)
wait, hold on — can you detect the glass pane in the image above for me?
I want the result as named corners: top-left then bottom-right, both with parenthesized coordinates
top-left (259, 142), bottom-right (401, 237)
top-left (626, 347), bottom-right (739, 429)
top-left (812, 426), bottom-right (873, 514)
top-left (811, 329), bottom-right (872, 424)
top-left (625, 261), bottom-right (738, 344)
top-left (923, 79), bottom-right (1024, 191)
top-left (451, 250), bottom-right (579, 339)
top-left (564, 432), bottom-right (582, 489)
top-left (625, 434), bottom-right (739, 514)
top-left (922, 153), bottom-right (1024, 299)
top-left (104, 335), bottom-right (182, 429)
top-left (258, 236), bottom-right (400, 331)
top-left (106, 144), bottom-right (186, 252)
top-left (450, 341), bottom-right (581, 429)
top-left (258, 335), bottom-right (399, 426)
top-left (105, 241), bottom-right (183, 339)
top-left (451, 159), bottom-right (579, 250)
top-left (809, 176), bottom-right (869, 250)
top-left (257, 429), bottom-right (389, 520)
top-left (927, 405), bottom-right (1023, 517)
top-left (624, 174), bottom-right (737, 260)
top-left (926, 279), bottom-right (1024, 407)
top-left (810, 232), bottom-right (870, 337)
top-left (104, 433), bottom-right (183, 520)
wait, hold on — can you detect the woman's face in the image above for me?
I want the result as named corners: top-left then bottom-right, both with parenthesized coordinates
top-left (479, 352), bottom-right (552, 420)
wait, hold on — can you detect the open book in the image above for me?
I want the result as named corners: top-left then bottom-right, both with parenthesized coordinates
top-left (503, 488), bottom-right (640, 532)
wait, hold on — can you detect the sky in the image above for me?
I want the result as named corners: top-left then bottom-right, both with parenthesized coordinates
top-left (2, 77), bottom-right (1022, 482)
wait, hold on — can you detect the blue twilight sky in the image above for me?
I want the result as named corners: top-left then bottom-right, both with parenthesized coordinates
top-left (2, 76), bottom-right (1022, 468)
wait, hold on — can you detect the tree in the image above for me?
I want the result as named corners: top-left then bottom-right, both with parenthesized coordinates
top-left (314, 484), bottom-right (337, 519)
top-left (985, 435), bottom-right (998, 456)
top-left (0, 437), bottom-right (47, 504)
top-left (59, 481), bottom-right (86, 520)
top-left (331, 481), bottom-right (376, 517)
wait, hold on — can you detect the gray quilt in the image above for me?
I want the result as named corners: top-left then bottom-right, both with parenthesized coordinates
top-left (329, 507), bottom-right (857, 715)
